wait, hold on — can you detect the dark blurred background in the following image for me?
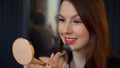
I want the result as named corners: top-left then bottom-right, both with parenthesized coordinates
top-left (0, 0), bottom-right (120, 68)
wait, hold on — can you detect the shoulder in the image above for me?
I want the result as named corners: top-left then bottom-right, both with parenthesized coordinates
top-left (107, 57), bottom-right (120, 68)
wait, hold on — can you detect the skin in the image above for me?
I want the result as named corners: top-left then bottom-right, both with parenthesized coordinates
top-left (58, 1), bottom-right (89, 68)
top-left (58, 1), bottom-right (89, 52)
top-left (28, 0), bottom-right (89, 68)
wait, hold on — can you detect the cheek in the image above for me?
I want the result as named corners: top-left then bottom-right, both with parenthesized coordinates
top-left (58, 23), bottom-right (64, 34)
top-left (74, 25), bottom-right (89, 42)
top-left (58, 24), bottom-right (61, 34)
top-left (73, 26), bottom-right (90, 50)
top-left (75, 24), bottom-right (89, 35)
top-left (58, 24), bottom-right (65, 43)
top-left (76, 28), bottom-right (89, 37)
top-left (58, 24), bottom-right (63, 38)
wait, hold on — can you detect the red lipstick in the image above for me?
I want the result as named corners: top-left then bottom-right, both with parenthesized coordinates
top-left (65, 37), bottom-right (77, 45)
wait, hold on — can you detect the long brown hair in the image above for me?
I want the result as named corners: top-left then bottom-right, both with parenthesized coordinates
top-left (58, 0), bottom-right (114, 68)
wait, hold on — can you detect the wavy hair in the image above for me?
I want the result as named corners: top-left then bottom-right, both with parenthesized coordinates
top-left (58, 0), bottom-right (115, 68)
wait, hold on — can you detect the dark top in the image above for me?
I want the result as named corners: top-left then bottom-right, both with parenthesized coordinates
top-left (107, 57), bottom-right (120, 68)
top-left (68, 54), bottom-right (120, 68)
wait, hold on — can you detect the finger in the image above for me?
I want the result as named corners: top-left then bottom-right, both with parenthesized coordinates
top-left (39, 57), bottom-right (53, 65)
top-left (32, 58), bottom-right (45, 65)
top-left (42, 52), bottom-right (61, 64)
top-left (45, 64), bottom-right (52, 68)
top-left (58, 57), bottom-right (64, 67)
top-left (28, 63), bottom-right (45, 68)
top-left (53, 52), bottom-right (61, 60)
top-left (58, 57), bottom-right (69, 68)
top-left (39, 57), bottom-right (60, 68)
top-left (50, 53), bottom-right (54, 58)
top-left (61, 62), bottom-right (69, 68)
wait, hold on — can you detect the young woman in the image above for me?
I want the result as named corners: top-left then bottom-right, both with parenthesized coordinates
top-left (28, 0), bottom-right (120, 68)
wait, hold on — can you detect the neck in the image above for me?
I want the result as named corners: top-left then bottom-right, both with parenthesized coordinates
top-left (70, 51), bottom-right (86, 68)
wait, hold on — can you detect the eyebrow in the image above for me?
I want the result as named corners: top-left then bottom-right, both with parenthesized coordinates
top-left (58, 14), bottom-right (79, 19)
top-left (58, 14), bottom-right (64, 18)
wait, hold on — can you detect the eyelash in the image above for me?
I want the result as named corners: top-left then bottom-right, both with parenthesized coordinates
top-left (58, 18), bottom-right (65, 22)
top-left (58, 18), bottom-right (82, 24)
top-left (73, 20), bottom-right (82, 24)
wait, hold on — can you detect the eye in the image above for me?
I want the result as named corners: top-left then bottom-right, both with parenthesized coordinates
top-left (73, 20), bottom-right (82, 24)
top-left (58, 18), bottom-right (65, 23)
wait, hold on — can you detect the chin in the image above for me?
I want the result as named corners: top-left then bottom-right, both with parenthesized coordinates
top-left (71, 46), bottom-right (85, 52)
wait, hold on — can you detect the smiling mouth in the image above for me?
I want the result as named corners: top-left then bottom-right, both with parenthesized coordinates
top-left (65, 37), bottom-right (77, 45)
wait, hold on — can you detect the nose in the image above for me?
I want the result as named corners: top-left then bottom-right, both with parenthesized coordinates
top-left (62, 23), bottom-right (72, 34)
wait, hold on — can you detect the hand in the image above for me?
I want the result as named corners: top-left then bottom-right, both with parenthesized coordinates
top-left (28, 52), bottom-right (69, 68)
top-left (27, 63), bottom-right (45, 68)
top-left (40, 52), bottom-right (69, 68)
top-left (27, 59), bottom-right (45, 68)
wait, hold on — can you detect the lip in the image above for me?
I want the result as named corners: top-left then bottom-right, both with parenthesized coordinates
top-left (65, 37), bottom-right (77, 45)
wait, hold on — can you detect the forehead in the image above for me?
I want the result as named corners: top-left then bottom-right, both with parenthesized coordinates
top-left (59, 1), bottom-right (78, 17)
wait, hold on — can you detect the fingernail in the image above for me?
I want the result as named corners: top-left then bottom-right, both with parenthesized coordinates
top-left (29, 63), bottom-right (34, 67)
top-left (50, 53), bottom-right (54, 58)
top-left (39, 57), bottom-right (45, 60)
top-left (57, 52), bottom-right (61, 55)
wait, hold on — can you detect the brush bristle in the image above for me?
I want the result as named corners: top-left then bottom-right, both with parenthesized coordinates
top-left (63, 44), bottom-right (71, 53)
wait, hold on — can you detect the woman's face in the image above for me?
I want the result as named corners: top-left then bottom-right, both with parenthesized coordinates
top-left (58, 1), bottom-right (90, 51)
